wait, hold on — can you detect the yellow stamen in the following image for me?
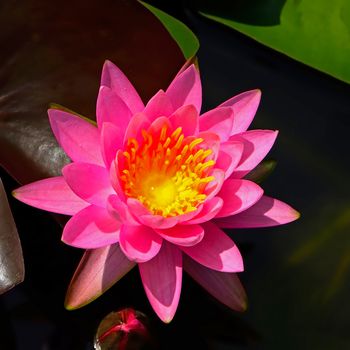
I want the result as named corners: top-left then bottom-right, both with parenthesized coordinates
top-left (118, 124), bottom-right (216, 217)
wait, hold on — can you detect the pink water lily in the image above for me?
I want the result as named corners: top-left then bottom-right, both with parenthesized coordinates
top-left (13, 60), bottom-right (299, 322)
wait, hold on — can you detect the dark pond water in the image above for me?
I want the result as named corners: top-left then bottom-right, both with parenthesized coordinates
top-left (1, 2), bottom-right (350, 349)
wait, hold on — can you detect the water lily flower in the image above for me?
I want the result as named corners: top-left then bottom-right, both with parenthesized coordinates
top-left (13, 60), bottom-right (299, 322)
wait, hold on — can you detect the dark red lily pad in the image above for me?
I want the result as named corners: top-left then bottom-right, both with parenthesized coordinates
top-left (0, 0), bottom-right (184, 185)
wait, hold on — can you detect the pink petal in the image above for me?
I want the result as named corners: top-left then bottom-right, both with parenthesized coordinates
top-left (143, 89), bottom-right (174, 121)
top-left (215, 195), bottom-right (300, 228)
top-left (155, 224), bottom-right (204, 247)
top-left (101, 122), bottom-right (124, 169)
top-left (13, 176), bottom-right (88, 215)
top-left (185, 197), bottom-right (223, 225)
top-left (48, 109), bottom-right (104, 166)
top-left (216, 141), bottom-right (244, 179)
top-left (127, 200), bottom-right (202, 229)
top-left (108, 195), bottom-right (140, 226)
top-left (62, 205), bottom-right (121, 248)
top-left (65, 244), bottom-right (135, 309)
top-left (96, 86), bottom-right (132, 130)
top-left (184, 256), bottom-right (247, 311)
top-left (110, 151), bottom-right (126, 200)
top-left (215, 179), bottom-right (264, 218)
top-left (63, 163), bottom-right (114, 208)
top-left (139, 242), bottom-right (182, 323)
top-left (141, 212), bottom-right (202, 229)
top-left (126, 198), bottom-right (152, 217)
top-left (101, 60), bottom-right (144, 114)
top-left (220, 89), bottom-right (261, 135)
top-left (198, 131), bottom-right (221, 161)
top-left (147, 116), bottom-right (172, 136)
top-left (123, 113), bottom-right (150, 146)
top-left (169, 104), bottom-right (199, 136)
top-left (176, 208), bottom-right (204, 223)
top-left (166, 64), bottom-right (201, 113)
top-left (199, 107), bottom-right (234, 141)
top-left (139, 215), bottom-right (180, 229)
top-left (181, 222), bottom-right (243, 272)
top-left (205, 168), bottom-right (225, 201)
top-left (229, 130), bottom-right (278, 178)
top-left (119, 225), bottom-right (163, 263)
top-left (127, 198), bottom-right (180, 229)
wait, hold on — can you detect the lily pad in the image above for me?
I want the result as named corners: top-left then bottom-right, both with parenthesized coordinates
top-left (196, 0), bottom-right (350, 84)
top-left (0, 179), bottom-right (24, 294)
top-left (0, 0), bottom-right (185, 185)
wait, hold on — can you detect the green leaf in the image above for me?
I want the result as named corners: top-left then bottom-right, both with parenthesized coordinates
top-left (140, 1), bottom-right (199, 59)
top-left (197, 0), bottom-right (350, 84)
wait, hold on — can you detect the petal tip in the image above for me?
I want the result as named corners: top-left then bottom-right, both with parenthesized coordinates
top-left (103, 59), bottom-right (114, 70)
top-left (293, 209), bottom-right (301, 221)
top-left (163, 316), bottom-right (174, 324)
top-left (64, 296), bottom-right (82, 310)
top-left (237, 260), bottom-right (244, 273)
top-left (239, 297), bottom-right (249, 312)
top-left (64, 303), bottom-right (76, 311)
top-left (157, 310), bottom-right (176, 323)
top-left (64, 292), bottom-right (98, 311)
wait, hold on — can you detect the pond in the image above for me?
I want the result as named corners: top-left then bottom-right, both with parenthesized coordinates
top-left (1, 1), bottom-right (349, 349)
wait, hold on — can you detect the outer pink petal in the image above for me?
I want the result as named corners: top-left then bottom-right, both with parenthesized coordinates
top-left (185, 197), bottom-right (223, 225)
top-left (101, 122), bottom-right (124, 169)
top-left (216, 141), bottom-right (244, 179)
top-left (139, 242), bottom-right (182, 323)
top-left (229, 130), bottom-right (278, 178)
top-left (96, 86), bottom-right (132, 130)
top-left (63, 163), bottom-right (114, 208)
top-left (166, 64), bottom-right (201, 113)
top-left (143, 89), bottom-right (174, 121)
top-left (13, 176), bottom-right (88, 215)
top-left (65, 243), bottom-right (135, 309)
top-left (199, 107), bottom-right (234, 141)
top-left (48, 109), bottom-right (104, 166)
top-left (62, 205), bottom-right (121, 248)
top-left (181, 222), bottom-right (243, 272)
top-left (169, 104), bottom-right (199, 136)
top-left (215, 195), bottom-right (300, 228)
top-left (216, 179), bottom-right (264, 218)
top-left (101, 60), bottom-right (144, 114)
top-left (119, 225), bottom-right (163, 263)
top-left (155, 224), bottom-right (204, 247)
top-left (183, 256), bottom-right (247, 311)
top-left (219, 89), bottom-right (261, 135)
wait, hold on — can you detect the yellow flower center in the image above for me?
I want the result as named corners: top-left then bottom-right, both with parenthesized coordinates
top-left (119, 124), bottom-right (215, 217)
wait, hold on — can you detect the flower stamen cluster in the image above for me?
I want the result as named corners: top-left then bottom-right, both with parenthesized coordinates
top-left (119, 125), bottom-right (215, 217)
